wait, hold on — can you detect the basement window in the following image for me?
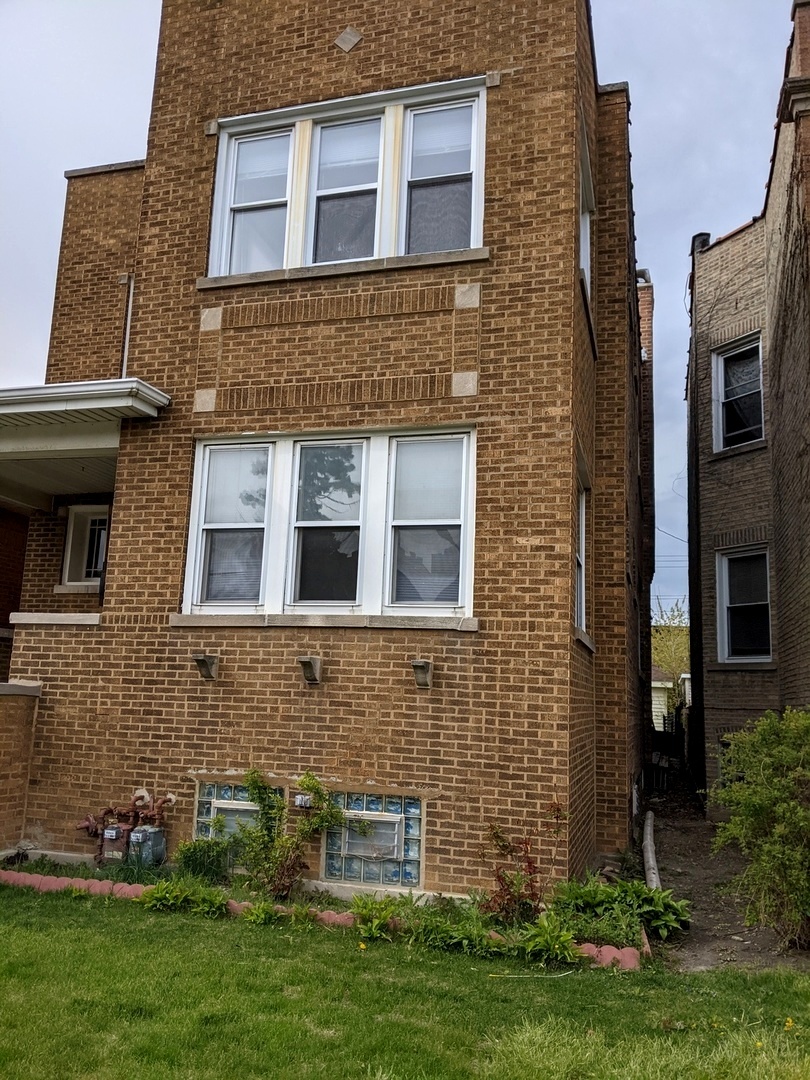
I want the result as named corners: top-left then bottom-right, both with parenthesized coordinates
top-left (324, 792), bottom-right (422, 887)
top-left (194, 781), bottom-right (271, 838)
top-left (62, 505), bottom-right (108, 587)
top-left (209, 78), bottom-right (486, 277)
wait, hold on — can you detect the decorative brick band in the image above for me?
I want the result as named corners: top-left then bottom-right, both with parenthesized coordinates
top-left (713, 524), bottom-right (771, 549)
top-left (219, 372), bottom-right (452, 412)
top-left (222, 286), bottom-right (455, 329)
top-left (708, 318), bottom-right (763, 348)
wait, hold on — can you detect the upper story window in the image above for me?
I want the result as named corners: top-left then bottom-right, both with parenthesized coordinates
top-left (62, 505), bottom-right (108, 587)
top-left (713, 337), bottom-right (763, 451)
top-left (184, 430), bottom-right (475, 618)
top-left (578, 117), bottom-right (594, 296)
top-left (717, 548), bottom-right (771, 662)
top-left (209, 78), bottom-right (486, 277)
top-left (575, 482), bottom-right (587, 630)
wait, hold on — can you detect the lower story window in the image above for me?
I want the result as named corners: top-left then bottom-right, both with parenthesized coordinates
top-left (63, 505), bottom-right (108, 585)
top-left (195, 781), bottom-right (270, 837)
top-left (718, 548), bottom-right (771, 661)
top-left (325, 792), bottom-right (422, 886)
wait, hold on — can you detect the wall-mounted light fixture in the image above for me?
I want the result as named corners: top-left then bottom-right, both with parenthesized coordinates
top-left (410, 659), bottom-right (433, 689)
top-left (297, 655), bottom-right (322, 686)
top-left (191, 653), bottom-right (219, 680)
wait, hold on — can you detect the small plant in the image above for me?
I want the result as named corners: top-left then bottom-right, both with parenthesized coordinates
top-left (176, 817), bottom-right (235, 884)
top-left (139, 878), bottom-right (197, 913)
top-left (242, 901), bottom-right (282, 926)
top-left (350, 894), bottom-right (398, 941)
top-left (711, 708), bottom-right (810, 948)
top-left (478, 803), bottom-right (567, 925)
top-left (190, 885), bottom-right (229, 920)
top-left (514, 911), bottom-right (579, 964)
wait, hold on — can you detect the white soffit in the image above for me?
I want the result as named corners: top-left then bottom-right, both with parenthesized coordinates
top-left (0, 378), bottom-right (171, 427)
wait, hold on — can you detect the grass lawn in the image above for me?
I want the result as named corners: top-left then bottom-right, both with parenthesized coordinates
top-left (1, 885), bottom-right (808, 1079)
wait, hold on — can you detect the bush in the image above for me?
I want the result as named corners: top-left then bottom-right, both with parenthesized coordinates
top-left (711, 707), bottom-right (810, 948)
top-left (175, 826), bottom-right (235, 885)
top-left (551, 874), bottom-right (689, 941)
top-left (235, 769), bottom-right (348, 900)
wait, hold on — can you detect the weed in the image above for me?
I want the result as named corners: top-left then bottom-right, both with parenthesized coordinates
top-left (350, 894), bottom-right (398, 941)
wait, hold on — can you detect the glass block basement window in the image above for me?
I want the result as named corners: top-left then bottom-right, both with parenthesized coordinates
top-left (325, 793), bottom-right (422, 886)
top-left (195, 781), bottom-right (271, 837)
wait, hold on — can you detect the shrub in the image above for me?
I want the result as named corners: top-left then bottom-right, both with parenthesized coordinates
top-left (478, 806), bottom-right (566, 925)
top-left (711, 707), bottom-right (810, 948)
top-left (175, 818), bottom-right (235, 884)
top-left (235, 769), bottom-right (348, 900)
top-left (350, 894), bottom-right (398, 941)
top-left (551, 874), bottom-right (689, 941)
top-left (514, 911), bottom-right (579, 964)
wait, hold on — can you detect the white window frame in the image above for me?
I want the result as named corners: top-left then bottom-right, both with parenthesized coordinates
top-left (62, 505), bottom-right (109, 588)
top-left (579, 115), bottom-right (594, 295)
top-left (712, 336), bottom-right (764, 452)
top-left (184, 430), bottom-right (475, 618)
top-left (575, 483), bottom-right (587, 630)
top-left (716, 547), bottom-right (772, 662)
top-left (209, 78), bottom-right (486, 277)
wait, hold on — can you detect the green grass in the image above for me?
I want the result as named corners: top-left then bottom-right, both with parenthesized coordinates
top-left (1, 886), bottom-right (808, 1079)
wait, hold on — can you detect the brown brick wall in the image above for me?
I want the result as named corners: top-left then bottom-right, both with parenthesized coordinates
top-left (0, 693), bottom-right (37, 850)
top-left (46, 165), bottom-right (144, 386)
top-left (10, 0), bottom-right (649, 887)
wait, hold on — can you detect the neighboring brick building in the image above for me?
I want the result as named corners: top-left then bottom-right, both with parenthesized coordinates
top-left (0, 0), bottom-right (653, 892)
top-left (688, 1), bottom-right (810, 787)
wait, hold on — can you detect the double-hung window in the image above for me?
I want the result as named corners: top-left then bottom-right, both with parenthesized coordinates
top-left (717, 548), bottom-right (771, 661)
top-left (209, 78), bottom-right (486, 276)
top-left (62, 505), bottom-right (109, 587)
top-left (713, 337), bottom-right (763, 450)
top-left (185, 431), bottom-right (474, 617)
top-left (574, 483), bottom-right (586, 630)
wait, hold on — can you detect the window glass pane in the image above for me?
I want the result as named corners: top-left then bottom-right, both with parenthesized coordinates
top-left (215, 807), bottom-right (259, 836)
top-left (231, 205), bottom-right (287, 274)
top-left (234, 134), bottom-right (290, 204)
top-left (317, 119), bottom-right (380, 190)
top-left (410, 106), bottom-right (472, 179)
top-left (296, 527), bottom-right (359, 601)
top-left (728, 605), bottom-right (770, 657)
top-left (407, 178), bottom-right (472, 254)
top-left (723, 393), bottom-right (762, 445)
top-left (84, 517), bottom-right (108, 579)
top-left (205, 448), bottom-right (268, 524)
top-left (296, 444), bottom-right (362, 522)
top-left (728, 553), bottom-right (768, 605)
top-left (314, 191), bottom-right (376, 262)
top-left (394, 439), bottom-right (463, 520)
top-left (724, 348), bottom-right (760, 399)
top-left (202, 529), bottom-right (264, 601)
top-left (345, 819), bottom-right (398, 858)
top-left (393, 525), bottom-right (460, 603)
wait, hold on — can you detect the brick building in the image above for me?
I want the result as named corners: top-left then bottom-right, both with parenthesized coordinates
top-left (0, 0), bottom-right (653, 892)
top-left (688, 1), bottom-right (810, 787)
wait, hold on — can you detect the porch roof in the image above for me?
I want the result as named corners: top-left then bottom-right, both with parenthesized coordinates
top-left (0, 379), bottom-right (171, 511)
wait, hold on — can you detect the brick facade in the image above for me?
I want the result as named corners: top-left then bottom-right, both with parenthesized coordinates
top-left (2, 0), bottom-right (652, 887)
top-left (688, 2), bottom-right (810, 786)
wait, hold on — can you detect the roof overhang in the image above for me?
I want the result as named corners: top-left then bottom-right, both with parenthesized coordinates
top-left (0, 379), bottom-right (171, 512)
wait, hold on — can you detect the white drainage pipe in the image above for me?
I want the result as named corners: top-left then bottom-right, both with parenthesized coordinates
top-left (642, 810), bottom-right (661, 890)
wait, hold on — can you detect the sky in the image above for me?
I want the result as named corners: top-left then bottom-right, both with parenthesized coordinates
top-left (0, 0), bottom-right (794, 613)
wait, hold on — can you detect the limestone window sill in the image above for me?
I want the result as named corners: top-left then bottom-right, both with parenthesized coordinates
top-left (169, 613), bottom-right (478, 632)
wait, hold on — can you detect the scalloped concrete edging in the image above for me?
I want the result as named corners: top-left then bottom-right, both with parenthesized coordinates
top-left (0, 869), bottom-right (646, 968)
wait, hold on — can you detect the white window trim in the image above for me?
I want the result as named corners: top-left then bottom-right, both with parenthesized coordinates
top-left (579, 114), bottom-right (595, 295)
top-left (575, 483), bottom-right (587, 631)
top-left (716, 546), bottom-right (772, 662)
top-left (209, 77), bottom-right (486, 277)
top-left (184, 429), bottom-right (476, 619)
top-left (712, 335), bottom-right (764, 453)
top-left (62, 504), bottom-right (108, 588)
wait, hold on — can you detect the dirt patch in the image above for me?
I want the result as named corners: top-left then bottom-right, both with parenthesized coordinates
top-left (645, 781), bottom-right (810, 972)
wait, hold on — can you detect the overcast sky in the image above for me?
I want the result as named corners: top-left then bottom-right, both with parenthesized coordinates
top-left (0, 0), bottom-right (793, 612)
